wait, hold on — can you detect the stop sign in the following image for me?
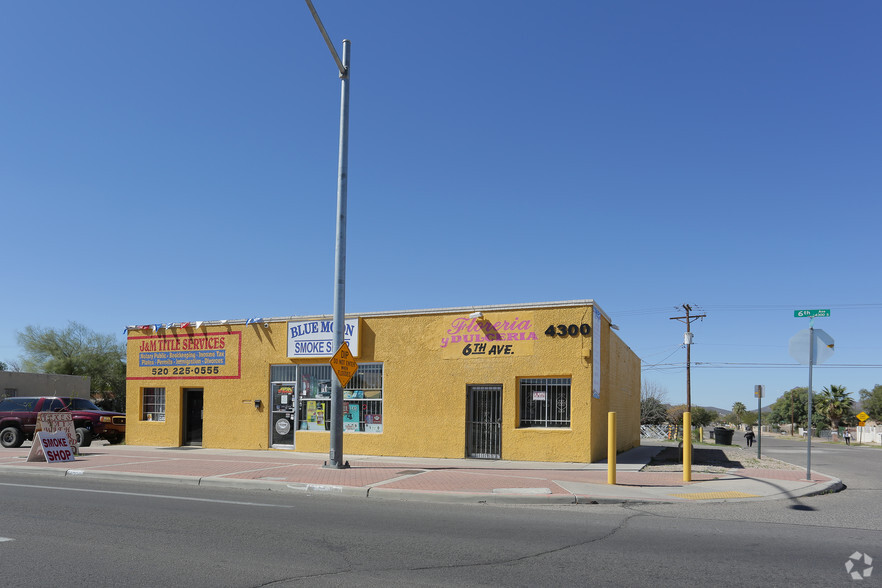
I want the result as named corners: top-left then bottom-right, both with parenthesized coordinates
top-left (789, 329), bottom-right (834, 365)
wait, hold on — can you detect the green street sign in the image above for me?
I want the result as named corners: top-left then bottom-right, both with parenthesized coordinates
top-left (794, 309), bottom-right (830, 318)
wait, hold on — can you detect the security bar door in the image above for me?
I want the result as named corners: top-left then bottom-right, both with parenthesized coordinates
top-left (467, 385), bottom-right (502, 459)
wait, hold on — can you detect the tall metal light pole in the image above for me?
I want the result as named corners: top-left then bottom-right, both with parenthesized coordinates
top-left (305, 0), bottom-right (350, 468)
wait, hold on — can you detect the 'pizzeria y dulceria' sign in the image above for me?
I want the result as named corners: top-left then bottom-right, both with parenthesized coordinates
top-left (439, 314), bottom-right (536, 358)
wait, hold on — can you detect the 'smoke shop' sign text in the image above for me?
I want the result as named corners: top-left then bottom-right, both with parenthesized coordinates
top-left (287, 319), bottom-right (360, 358)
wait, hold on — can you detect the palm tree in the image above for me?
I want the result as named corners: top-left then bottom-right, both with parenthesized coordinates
top-left (731, 402), bottom-right (747, 425)
top-left (817, 385), bottom-right (853, 431)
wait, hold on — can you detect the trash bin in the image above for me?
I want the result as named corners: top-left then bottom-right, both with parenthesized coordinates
top-left (714, 427), bottom-right (734, 445)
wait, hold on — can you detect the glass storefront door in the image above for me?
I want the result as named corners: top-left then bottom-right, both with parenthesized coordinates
top-left (270, 382), bottom-right (297, 447)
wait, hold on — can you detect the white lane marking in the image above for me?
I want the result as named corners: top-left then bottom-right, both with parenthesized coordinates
top-left (0, 483), bottom-right (295, 508)
top-left (0, 537), bottom-right (14, 542)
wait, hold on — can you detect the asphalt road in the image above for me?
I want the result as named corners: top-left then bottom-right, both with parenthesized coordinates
top-left (758, 432), bottom-right (881, 490)
top-left (1, 439), bottom-right (880, 588)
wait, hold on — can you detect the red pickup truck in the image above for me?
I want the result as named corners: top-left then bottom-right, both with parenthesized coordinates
top-left (0, 396), bottom-right (126, 448)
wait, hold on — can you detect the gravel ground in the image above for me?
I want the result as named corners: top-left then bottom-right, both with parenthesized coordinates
top-left (643, 442), bottom-right (802, 473)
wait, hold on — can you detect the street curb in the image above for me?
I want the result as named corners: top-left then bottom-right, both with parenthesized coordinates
top-left (0, 460), bottom-right (847, 506)
top-left (798, 477), bottom-right (845, 498)
top-left (365, 487), bottom-right (581, 504)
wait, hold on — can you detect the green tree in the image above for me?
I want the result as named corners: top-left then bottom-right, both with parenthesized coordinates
top-left (816, 385), bottom-right (853, 430)
top-left (741, 410), bottom-right (758, 428)
top-left (691, 406), bottom-right (719, 427)
top-left (768, 387), bottom-right (830, 433)
top-left (17, 322), bottom-right (126, 411)
top-left (0, 360), bottom-right (7, 371)
top-left (770, 387), bottom-right (808, 428)
top-left (731, 402), bottom-right (747, 425)
top-left (859, 385), bottom-right (882, 422)
top-left (641, 380), bottom-right (669, 425)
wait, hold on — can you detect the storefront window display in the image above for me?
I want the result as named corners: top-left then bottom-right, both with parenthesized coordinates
top-left (270, 363), bottom-right (383, 446)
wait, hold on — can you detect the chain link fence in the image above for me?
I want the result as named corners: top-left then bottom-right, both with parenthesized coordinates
top-left (640, 424), bottom-right (682, 440)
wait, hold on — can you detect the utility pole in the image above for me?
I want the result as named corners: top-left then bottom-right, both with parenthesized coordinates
top-left (669, 304), bottom-right (706, 414)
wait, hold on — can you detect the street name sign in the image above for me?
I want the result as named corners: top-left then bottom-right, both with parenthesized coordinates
top-left (794, 309), bottom-right (830, 318)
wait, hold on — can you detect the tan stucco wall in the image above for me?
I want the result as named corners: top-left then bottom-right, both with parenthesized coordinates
top-left (126, 302), bottom-right (640, 463)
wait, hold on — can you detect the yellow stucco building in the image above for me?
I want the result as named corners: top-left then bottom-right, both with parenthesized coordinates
top-left (125, 300), bottom-right (641, 463)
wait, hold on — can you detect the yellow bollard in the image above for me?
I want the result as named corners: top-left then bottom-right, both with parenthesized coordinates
top-left (683, 411), bottom-right (692, 482)
top-left (608, 412), bottom-right (616, 485)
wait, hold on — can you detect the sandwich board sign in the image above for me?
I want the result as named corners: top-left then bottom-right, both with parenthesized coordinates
top-left (35, 412), bottom-right (78, 454)
top-left (27, 430), bottom-right (76, 463)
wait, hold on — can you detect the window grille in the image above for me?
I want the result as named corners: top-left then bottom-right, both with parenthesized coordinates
top-left (142, 388), bottom-right (166, 421)
top-left (519, 378), bottom-right (571, 427)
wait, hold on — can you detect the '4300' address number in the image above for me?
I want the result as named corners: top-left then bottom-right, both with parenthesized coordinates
top-left (544, 324), bottom-right (590, 337)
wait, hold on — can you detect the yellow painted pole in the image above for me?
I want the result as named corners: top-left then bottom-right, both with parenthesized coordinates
top-left (683, 411), bottom-right (692, 482)
top-left (608, 412), bottom-right (616, 485)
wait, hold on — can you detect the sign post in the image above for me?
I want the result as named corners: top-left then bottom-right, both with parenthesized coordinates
top-left (789, 313), bottom-right (834, 481)
top-left (754, 385), bottom-right (764, 459)
top-left (856, 411), bottom-right (869, 446)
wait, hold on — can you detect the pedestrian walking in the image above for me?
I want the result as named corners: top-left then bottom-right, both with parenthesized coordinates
top-left (744, 429), bottom-right (756, 448)
top-left (843, 428), bottom-right (851, 446)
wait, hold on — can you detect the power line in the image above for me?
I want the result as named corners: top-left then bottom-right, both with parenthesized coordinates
top-left (642, 362), bottom-right (882, 370)
top-left (640, 345), bottom-right (686, 369)
top-left (611, 302), bottom-right (882, 316)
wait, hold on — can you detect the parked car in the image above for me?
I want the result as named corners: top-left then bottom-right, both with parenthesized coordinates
top-left (0, 396), bottom-right (125, 448)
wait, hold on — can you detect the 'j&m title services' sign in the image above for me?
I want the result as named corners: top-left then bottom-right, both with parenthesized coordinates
top-left (128, 331), bottom-right (242, 380)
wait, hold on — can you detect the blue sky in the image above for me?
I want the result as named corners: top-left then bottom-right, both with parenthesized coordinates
top-left (2, 1), bottom-right (880, 411)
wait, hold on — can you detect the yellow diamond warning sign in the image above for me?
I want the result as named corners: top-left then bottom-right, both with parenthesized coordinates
top-left (330, 341), bottom-right (358, 387)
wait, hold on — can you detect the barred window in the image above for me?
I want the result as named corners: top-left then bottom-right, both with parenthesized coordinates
top-left (142, 388), bottom-right (166, 421)
top-left (519, 378), bottom-right (571, 428)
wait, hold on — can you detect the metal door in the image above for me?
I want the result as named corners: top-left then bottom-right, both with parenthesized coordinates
top-left (466, 385), bottom-right (502, 459)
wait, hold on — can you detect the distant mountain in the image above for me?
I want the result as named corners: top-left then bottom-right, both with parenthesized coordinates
top-left (663, 404), bottom-right (775, 415)
top-left (703, 406), bottom-right (731, 416)
top-left (699, 405), bottom-right (774, 415)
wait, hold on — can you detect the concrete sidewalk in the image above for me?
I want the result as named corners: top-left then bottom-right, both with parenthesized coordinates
top-left (0, 441), bottom-right (842, 505)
